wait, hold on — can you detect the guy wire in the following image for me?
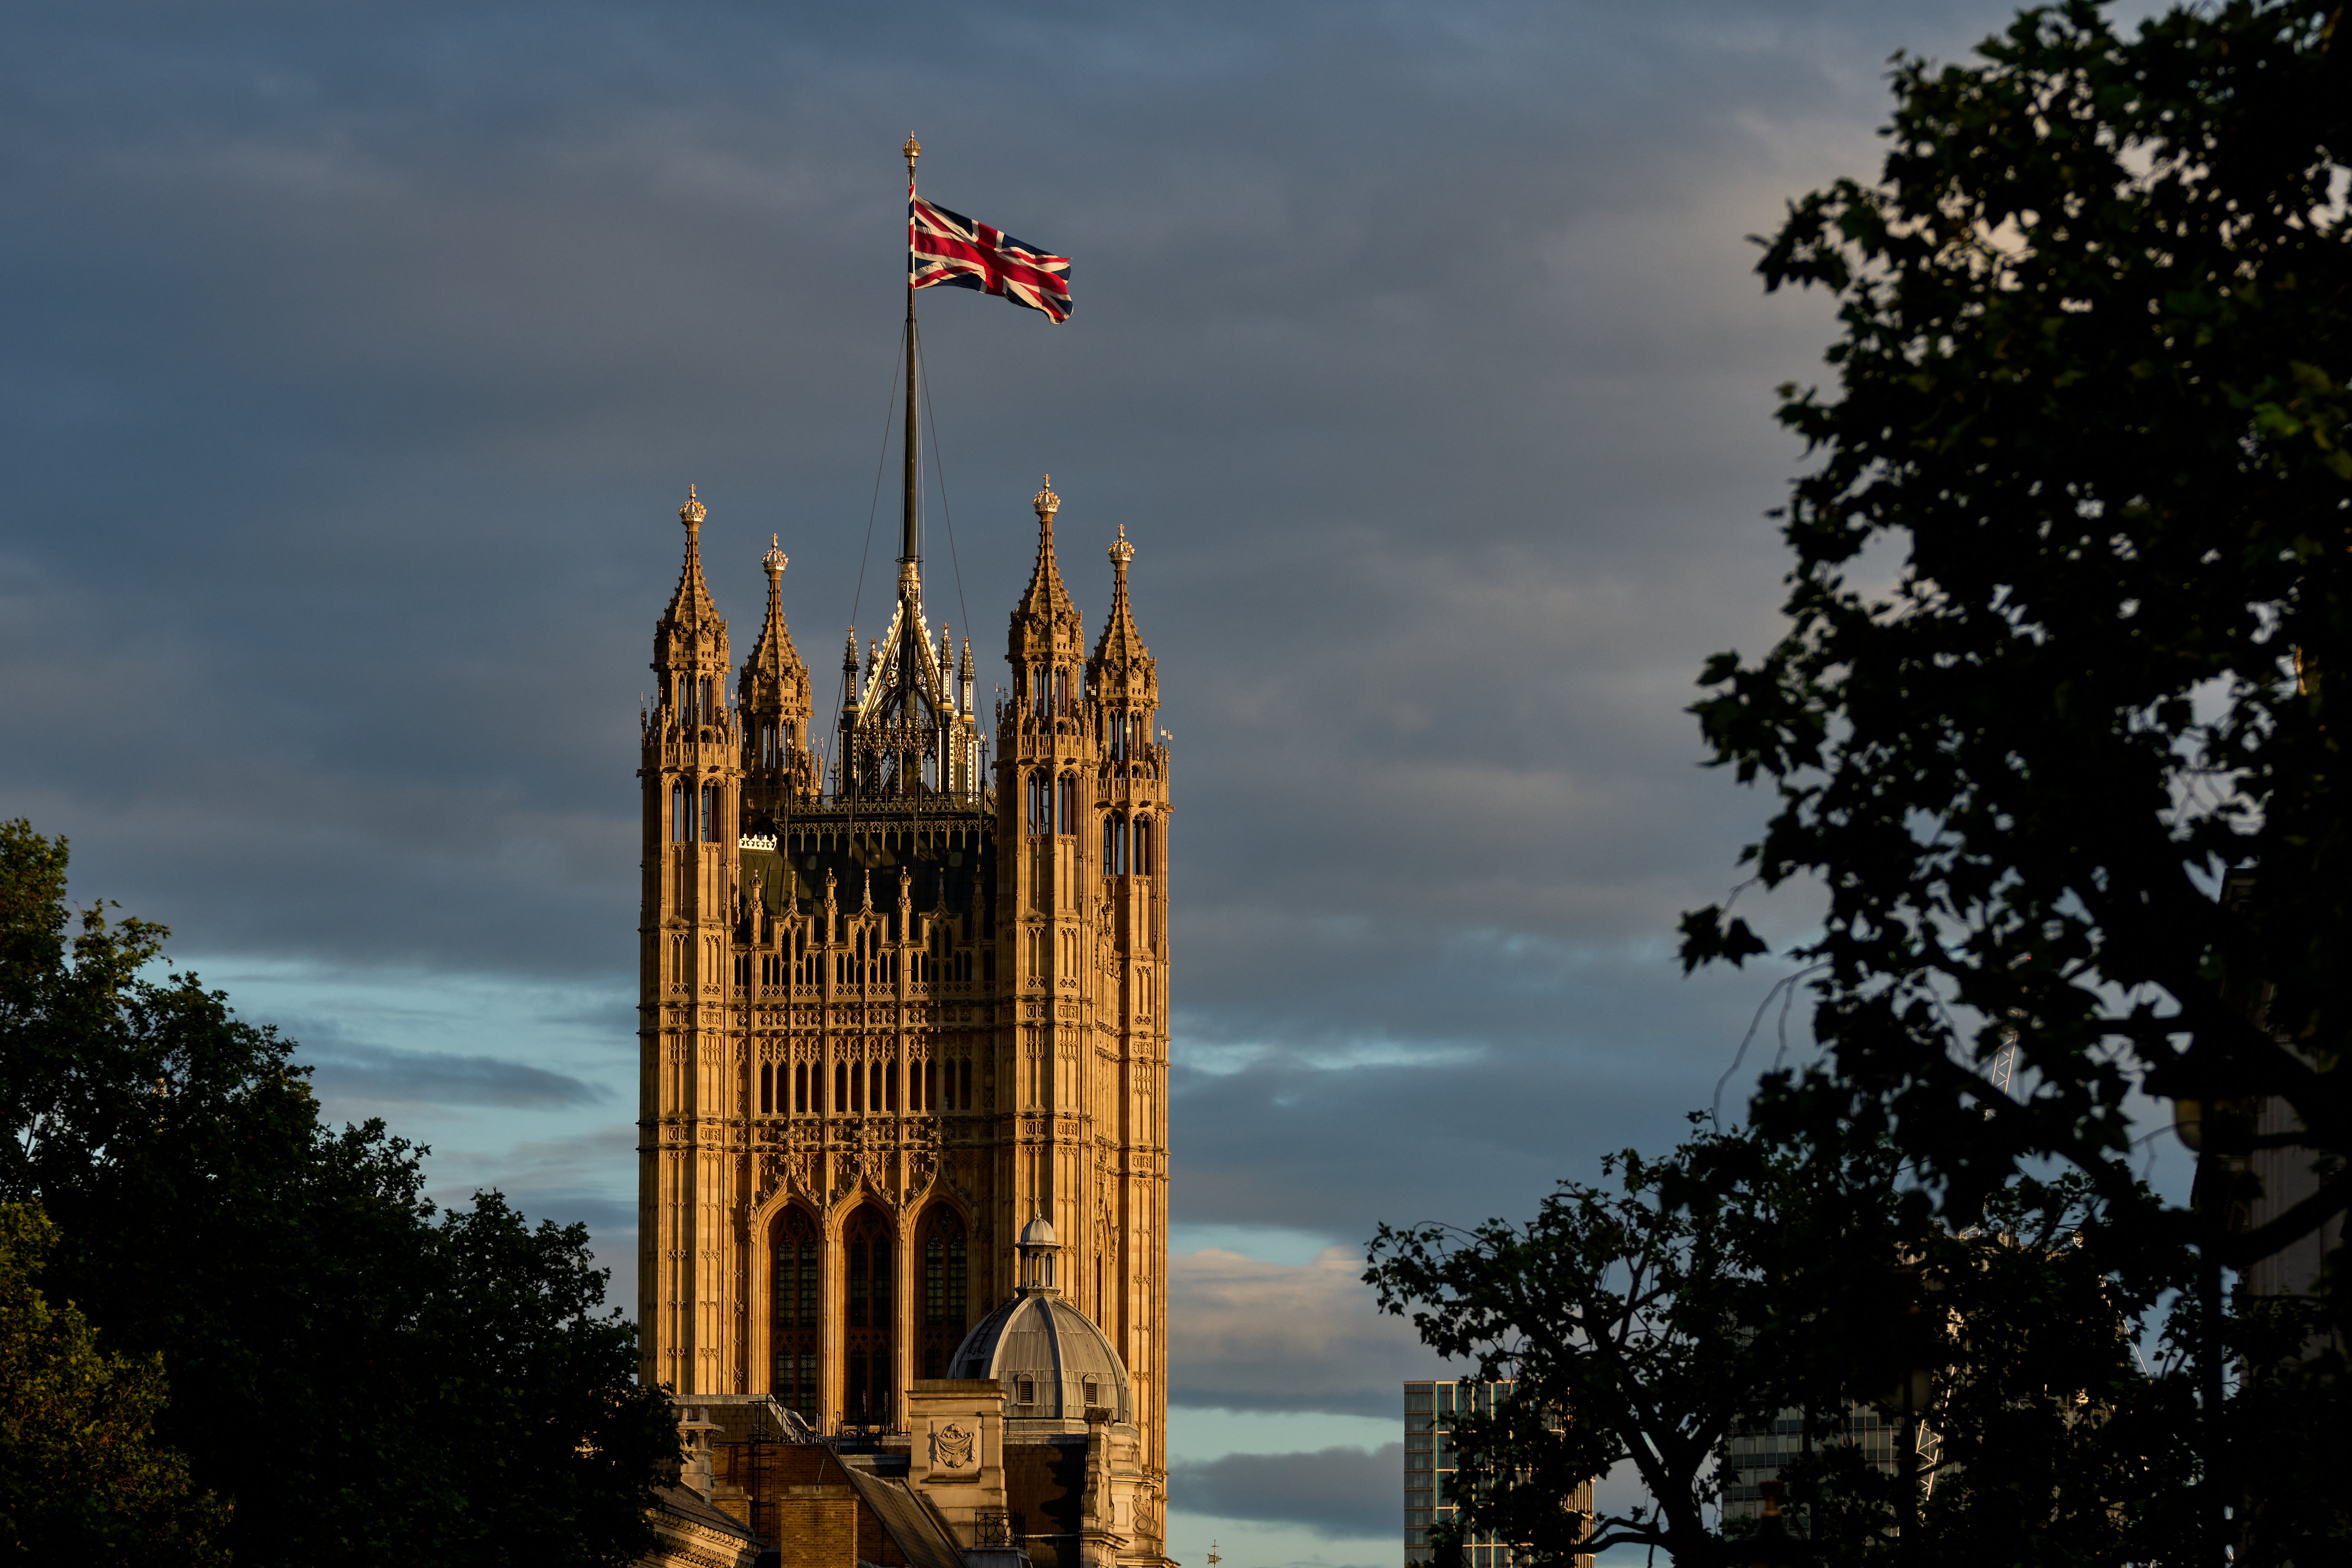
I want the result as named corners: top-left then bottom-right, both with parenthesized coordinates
top-left (820, 322), bottom-right (906, 793)
top-left (848, 320), bottom-right (906, 636)
top-left (913, 329), bottom-right (973, 647)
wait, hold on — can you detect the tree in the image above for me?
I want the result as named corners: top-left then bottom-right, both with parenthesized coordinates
top-left (1367, 1126), bottom-right (1805, 1566)
top-left (0, 1201), bottom-right (226, 1565)
top-left (0, 818), bottom-right (679, 1566)
top-left (1679, 0), bottom-right (2352, 1279)
top-left (1367, 1126), bottom-right (2202, 1568)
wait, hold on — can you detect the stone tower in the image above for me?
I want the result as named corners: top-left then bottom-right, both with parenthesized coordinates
top-left (636, 478), bottom-right (1171, 1564)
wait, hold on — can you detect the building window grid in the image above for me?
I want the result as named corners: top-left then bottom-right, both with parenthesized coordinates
top-left (1404, 1379), bottom-right (1528, 1568)
top-left (1720, 1404), bottom-right (1932, 1518)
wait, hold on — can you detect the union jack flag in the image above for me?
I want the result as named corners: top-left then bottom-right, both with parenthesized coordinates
top-left (910, 195), bottom-right (1072, 323)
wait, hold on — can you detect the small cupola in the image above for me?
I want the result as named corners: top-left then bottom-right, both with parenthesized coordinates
top-left (1017, 1213), bottom-right (1060, 1294)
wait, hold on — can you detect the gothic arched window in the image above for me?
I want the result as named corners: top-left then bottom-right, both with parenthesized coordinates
top-left (760, 1062), bottom-right (773, 1115)
top-left (771, 1209), bottom-right (820, 1421)
top-left (844, 1207), bottom-right (894, 1426)
top-left (920, 1207), bottom-right (968, 1378)
top-left (671, 781), bottom-right (686, 844)
top-left (795, 1061), bottom-right (809, 1115)
top-left (1058, 774), bottom-right (1078, 833)
top-left (1135, 816), bottom-right (1154, 877)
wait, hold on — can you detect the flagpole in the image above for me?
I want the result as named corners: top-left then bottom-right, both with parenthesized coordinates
top-left (902, 134), bottom-right (922, 590)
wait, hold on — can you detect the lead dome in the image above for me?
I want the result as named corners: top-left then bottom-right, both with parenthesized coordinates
top-left (947, 1214), bottom-right (1134, 1430)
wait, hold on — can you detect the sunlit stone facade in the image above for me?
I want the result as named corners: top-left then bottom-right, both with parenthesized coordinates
top-left (637, 479), bottom-right (1170, 1563)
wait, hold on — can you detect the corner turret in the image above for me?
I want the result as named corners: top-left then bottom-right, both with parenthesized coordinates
top-left (740, 534), bottom-right (815, 812)
top-left (1088, 525), bottom-right (1158, 761)
top-left (654, 486), bottom-right (732, 726)
top-left (1007, 478), bottom-right (1085, 716)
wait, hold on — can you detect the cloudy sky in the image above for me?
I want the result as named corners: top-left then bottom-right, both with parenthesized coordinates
top-left (1, 2), bottom-right (2192, 1563)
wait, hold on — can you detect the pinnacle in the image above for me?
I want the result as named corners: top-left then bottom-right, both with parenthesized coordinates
top-left (743, 534), bottom-right (806, 695)
top-left (1090, 522), bottom-right (1153, 678)
top-left (661, 483), bottom-right (722, 634)
top-left (1012, 477), bottom-right (1080, 635)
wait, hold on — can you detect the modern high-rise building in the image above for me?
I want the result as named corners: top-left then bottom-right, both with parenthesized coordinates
top-left (1722, 1403), bottom-right (1937, 1521)
top-left (636, 469), bottom-right (1171, 1562)
top-left (1404, 1380), bottom-right (1592, 1568)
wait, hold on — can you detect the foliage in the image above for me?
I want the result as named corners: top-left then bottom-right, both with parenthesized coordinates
top-left (1677, 0), bottom-right (2352, 1267)
top-left (0, 818), bottom-right (679, 1567)
top-left (1781, 1178), bottom-right (2201, 1568)
top-left (0, 1201), bottom-right (226, 1565)
top-left (1369, 1126), bottom-right (2202, 1568)
top-left (1366, 1125), bottom-right (1939, 1565)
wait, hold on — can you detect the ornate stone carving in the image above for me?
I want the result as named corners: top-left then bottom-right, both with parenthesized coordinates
top-left (929, 1419), bottom-right (977, 1475)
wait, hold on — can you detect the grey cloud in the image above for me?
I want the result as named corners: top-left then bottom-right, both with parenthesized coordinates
top-left (1169, 1444), bottom-right (1406, 1541)
top-left (3, 0), bottom-right (2026, 1403)
top-left (1170, 1248), bottom-right (1439, 1418)
top-left (304, 1041), bottom-right (607, 1109)
top-left (1167, 948), bottom-right (1820, 1248)
top-left (429, 1125), bottom-right (643, 1310)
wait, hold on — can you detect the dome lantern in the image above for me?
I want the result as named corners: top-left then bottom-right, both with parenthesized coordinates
top-left (1017, 1213), bottom-right (1060, 1294)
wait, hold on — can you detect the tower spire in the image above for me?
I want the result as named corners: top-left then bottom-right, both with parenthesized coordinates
top-left (1090, 524), bottom-right (1152, 675)
top-left (1009, 477), bottom-right (1083, 715)
top-left (740, 533), bottom-right (814, 808)
top-left (1013, 477), bottom-right (1078, 627)
top-left (664, 485), bottom-right (720, 629)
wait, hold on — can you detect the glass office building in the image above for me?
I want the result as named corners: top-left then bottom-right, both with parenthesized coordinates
top-left (1404, 1380), bottom-right (1590, 1568)
top-left (1722, 1404), bottom-right (1938, 1520)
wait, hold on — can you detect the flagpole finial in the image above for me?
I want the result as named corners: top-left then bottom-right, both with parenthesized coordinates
top-left (1034, 477), bottom-right (1059, 521)
top-left (903, 134), bottom-right (921, 173)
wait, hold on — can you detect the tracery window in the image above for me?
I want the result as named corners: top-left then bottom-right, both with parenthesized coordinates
top-left (843, 1207), bottom-right (894, 1426)
top-left (770, 1209), bottom-right (820, 1421)
top-left (920, 1207), bottom-right (968, 1378)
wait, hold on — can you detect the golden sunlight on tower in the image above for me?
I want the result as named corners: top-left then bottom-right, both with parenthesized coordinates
top-left (637, 478), bottom-right (1172, 1568)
